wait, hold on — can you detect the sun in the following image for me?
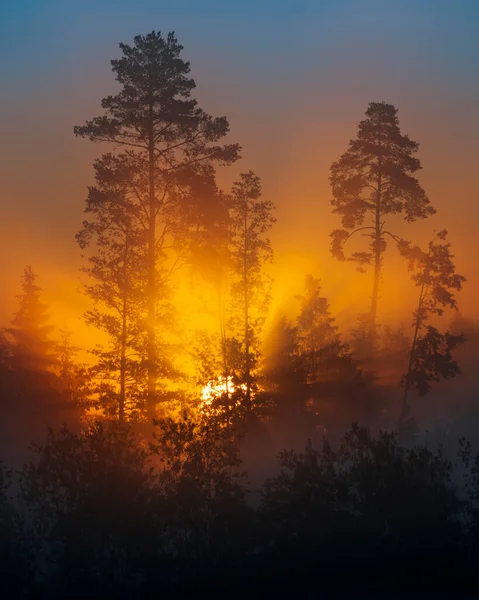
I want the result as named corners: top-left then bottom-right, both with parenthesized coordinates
top-left (200, 376), bottom-right (247, 407)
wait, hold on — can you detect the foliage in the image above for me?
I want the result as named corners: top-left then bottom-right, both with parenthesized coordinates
top-left (330, 101), bottom-right (435, 340)
top-left (261, 423), bottom-right (463, 576)
top-left (226, 171), bottom-right (276, 413)
top-left (0, 463), bottom-right (32, 594)
top-left (400, 231), bottom-right (467, 415)
top-left (151, 411), bottom-right (249, 561)
top-left (5, 266), bottom-right (56, 372)
top-left (404, 326), bottom-right (466, 396)
top-left (20, 422), bottom-right (156, 594)
top-left (75, 31), bottom-right (240, 418)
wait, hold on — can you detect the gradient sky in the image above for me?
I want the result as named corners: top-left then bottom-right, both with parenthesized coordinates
top-left (1, 0), bottom-right (478, 341)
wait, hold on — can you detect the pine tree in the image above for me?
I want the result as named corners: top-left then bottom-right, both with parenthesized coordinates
top-left (330, 102), bottom-right (435, 344)
top-left (77, 155), bottom-right (148, 422)
top-left (228, 171), bottom-right (276, 414)
top-left (74, 31), bottom-right (240, 420)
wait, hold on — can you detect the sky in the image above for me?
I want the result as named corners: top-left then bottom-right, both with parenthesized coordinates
top-left (1, 0), bottom-right (478, 346)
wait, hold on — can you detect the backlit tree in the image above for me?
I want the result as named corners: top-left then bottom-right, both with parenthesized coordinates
top-left (75, 31), bottom-right (240, 420)
top-left (7, 266), bottom-right (55, 373)
top-left (77, 155), bottom-right (149, 422)
top-left (399, 230), bottom-right (466, 418)
top-left (228, 171), bottom-right (276, 413)
top-left (330, 101), bottom-right (435, 344)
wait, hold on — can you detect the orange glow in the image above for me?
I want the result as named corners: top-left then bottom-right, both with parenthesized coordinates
top-left (200, 376), bottom-right (247, 408)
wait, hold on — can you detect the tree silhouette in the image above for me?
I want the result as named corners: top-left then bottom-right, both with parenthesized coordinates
top-left (187, 183), bottom-right (236, 409)
top-left (77, 155), bottom-right (149, 422)
top-left (0, 463), bottom-right (32, 594)
top-left (6, 266), bottom-right (55, 373)
top-left (151, 411), bottom-right (247, 559)
top-left (261, 423), bottom-right (463, 585)
top-left (74, 31), bottom-right (240, 421)
top-left (20, 422), bottom-right (156, 593)
top-left (228, 171), bottom-right (276, 414)
top-left (330, 102), bottom-right (435, 345)
top-left (261, 314), bottom-right (305, 410)
top-left (295, 275), bottom-right (345, 383)
top-left (399, 230), bottom-right (466, 418)
top-left (55, 328), bottom-right (90, 416)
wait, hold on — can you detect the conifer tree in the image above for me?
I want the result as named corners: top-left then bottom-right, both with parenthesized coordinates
top-left (330, 102), bottom-right (435, 343)
top-left (55, 328), bottom-right (90, 417)
top-left (399, 230), bottom-right (466, 418)
top-left (75, 31), bottom-right (240, 420)
top-left (295, 275), bottom-right (343, 383)
top-left (77, 156), bottom-right (148, 422)
top-left (7, 267), bottom-right (55, 372)
top-left (228, 172), bottom-right (276, 413)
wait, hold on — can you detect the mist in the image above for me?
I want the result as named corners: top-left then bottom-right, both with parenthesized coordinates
top-left (1, 1), bottom-right (479, 597)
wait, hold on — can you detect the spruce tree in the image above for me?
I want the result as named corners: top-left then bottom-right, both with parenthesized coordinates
top-left (7, 266), bottom-right (55, 372)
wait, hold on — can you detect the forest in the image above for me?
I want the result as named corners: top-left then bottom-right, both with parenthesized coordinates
top-left (1, 23), bottom-right (479, 598)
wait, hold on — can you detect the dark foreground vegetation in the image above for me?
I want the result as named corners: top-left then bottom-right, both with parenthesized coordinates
top-left (2, 415), bottom-right (479, 598)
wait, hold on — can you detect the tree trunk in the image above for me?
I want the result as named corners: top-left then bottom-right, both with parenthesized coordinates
top-left (244, 201), bottom-right (251, 412)
top-left (218, 283), bottom-right (232, 427)
top-left (369, 159), bottom-right (383, 344)
top-left (147, 101), bottom-right (157, 422)
top-left (118, 233), bottom-right (133, 423)
top-left (401, 281), bottom-right (426, 419)
top-left (119, 308), bottom-right (127, 423)
top-left (119, 239), bottom-right (129, 424)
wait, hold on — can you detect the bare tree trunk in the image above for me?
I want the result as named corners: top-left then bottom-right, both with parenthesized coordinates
top-left (218, 283), bottom-right (231, 427)
top-left (119, 240), bottom-right (129, 423)
top-left (147, 100), bottom-right (157, 423)
top-left (119, 306), bottom-right (127, 423)
top-left (369, 159), bottom-right (382, 345)
top-left (243, 201), bottom-right (251, 412)
top-left (401, 281), bottom-right (426, 419)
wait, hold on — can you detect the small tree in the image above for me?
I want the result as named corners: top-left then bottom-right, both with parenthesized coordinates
top-left (399, 230), bottom-right (466, 418)
top-left (55, 328), bottom-right (90, 415)
top-left (228, 171), bottom-right (276, 414)
top-left (6, 267), bottom-right (55, 372)
top-left (330, 101), bottom-right (435, 344)
top-left (295, 275), bottom-right (346, 384)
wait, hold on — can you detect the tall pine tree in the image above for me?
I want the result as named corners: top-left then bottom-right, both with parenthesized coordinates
top-left (75, 31), bottom-right (240, 420)
top-left (330, 102), bottom-right (435, 345)
top-left (228, 171), bottom-right (276, 413)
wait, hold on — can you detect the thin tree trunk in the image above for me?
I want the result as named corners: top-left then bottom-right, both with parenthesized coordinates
top-left (243, 200), bottom-right (251, 412)
top-left (147, 98), bottom-right (157, 422)
top-left (119, 304), bottom-right (127, 424)
top-left (218, 282), bottom-right (231, 427)
top-left (401, 280), bottom-right (426, 419)
top-left (369, 152), bottom-right (383, 345)
top-left (119, 237), bottom-right (129, 424)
